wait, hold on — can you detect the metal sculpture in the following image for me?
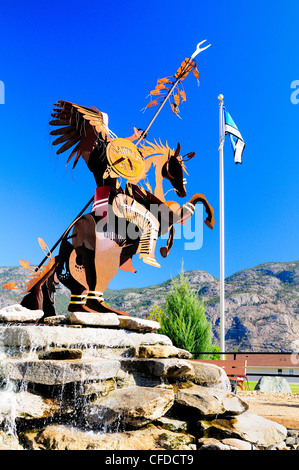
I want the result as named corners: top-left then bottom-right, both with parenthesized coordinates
top-left (5, 41), bottom-right (215, 320)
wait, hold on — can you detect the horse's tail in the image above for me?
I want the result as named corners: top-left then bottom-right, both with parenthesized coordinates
top-left (20, 214), bottom-right (85, 317)
top-left (22, 257), bottom-right (58, 295)
top-left (20, 256), bottom-right (60, 318)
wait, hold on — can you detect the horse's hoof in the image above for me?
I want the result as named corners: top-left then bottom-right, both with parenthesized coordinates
top-left (204, 219), bottom-right (214, 230)
top-left (160, 247), bottom-right (168, 258)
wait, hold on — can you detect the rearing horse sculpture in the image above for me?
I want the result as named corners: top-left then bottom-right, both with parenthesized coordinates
top-left (125, 139), bottom-right (214, 258)
top-left (17, 100), bottom-right (214, 319)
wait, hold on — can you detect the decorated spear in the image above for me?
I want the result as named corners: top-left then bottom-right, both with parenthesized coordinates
top-left (36, 40), bottom-right (211, 270)
top-left (139, 40), bottom-right (211, 141)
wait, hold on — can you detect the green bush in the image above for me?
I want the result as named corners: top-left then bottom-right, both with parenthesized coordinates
top-left (146, 305), bottom-right (164, 322)
top-left (159, 269), bottom-right (219, 359)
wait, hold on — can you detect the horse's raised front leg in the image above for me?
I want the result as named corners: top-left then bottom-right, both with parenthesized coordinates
top-left (176, 193), bottom-right (215, 229)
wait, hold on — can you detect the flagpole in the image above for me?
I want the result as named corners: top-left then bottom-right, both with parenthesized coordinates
top-left (218, 94), bottom-right (225, 360)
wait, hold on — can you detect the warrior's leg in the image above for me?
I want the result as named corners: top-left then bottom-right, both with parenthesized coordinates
top-left (112, 194), bottom-right (161, 268)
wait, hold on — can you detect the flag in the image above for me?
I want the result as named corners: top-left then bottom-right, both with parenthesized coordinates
top-left (223, 108), bottom-right (245, 164)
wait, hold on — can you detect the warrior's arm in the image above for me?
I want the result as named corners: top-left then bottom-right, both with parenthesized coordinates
top-left (125, 128), bottom-right (145, 142)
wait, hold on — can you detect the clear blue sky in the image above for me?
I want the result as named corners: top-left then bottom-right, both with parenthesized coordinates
top-left (0, 0), bottom-right (298, 289)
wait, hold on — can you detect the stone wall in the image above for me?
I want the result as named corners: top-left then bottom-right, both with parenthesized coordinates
top-left (0, 305), bottom-right (290, 450)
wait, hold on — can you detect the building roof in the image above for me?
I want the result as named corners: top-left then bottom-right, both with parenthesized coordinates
top-left (226, 354), bottom-right (299, 368)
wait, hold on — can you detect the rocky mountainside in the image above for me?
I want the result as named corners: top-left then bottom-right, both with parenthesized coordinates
top-left (200, 261), bottom-right (299, 353)
top-left (0, 261), bottom-right (298, 352)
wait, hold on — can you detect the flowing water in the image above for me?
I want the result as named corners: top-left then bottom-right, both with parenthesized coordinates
top-left (0, 380), bottom-right (18, 438)
top-left (0, 323), bottom-right (129, 446)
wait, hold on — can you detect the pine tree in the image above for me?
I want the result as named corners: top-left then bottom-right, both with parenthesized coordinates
top-left (160, 269), bottom-right (219, 359)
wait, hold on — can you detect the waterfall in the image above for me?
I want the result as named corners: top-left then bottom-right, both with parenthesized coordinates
top-left (0, 379), bottom-right (18, 438)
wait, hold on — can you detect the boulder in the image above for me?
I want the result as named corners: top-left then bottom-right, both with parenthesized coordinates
top-left (197, 437), bottom-right (255, 450)
top-left (197, 438), bottom-right (235, 450)
top-left (174, 384), bottom-right (248, 419)
top-left (117, 316), bottom-right (160, 333)
top-left (23, 424), bottom-right (195, 451)
top-left (43, 316), bottom-right (67, 325)
top-left (133, 345), bottom-right (191, 359)
top-left (198, 411), bottom-right (288, 447)
top-left (66, 311), bottom-right (120, 327)
top-left (84, 386), bottom-right (175, 428)
top-left (221, 438), bottom-right (255, 450)
top-left (7, 358), bottom-right (121, 385)
top-left (77, 378), bottom-right (117, 397)
top-left (155, 416), bottom-right (188, 433)
top-left (0, 305), bottom-right (44, 323)
top-left (0, 390), bottom-right (74, 422)
top-left (38, 348), bottom-right (82, 360)
top-left (254, 376), bottom-right (292, 393)
top-left (189, 361), bottom-right (231, 391)
top-left (157, 429), bottom-right (195, 450)
top-left (0, 325), bottom-right (172, 350)
top-left (0, 432), bottom-right (23, 450)
top-left (121, 358), bottom-right (194, 379)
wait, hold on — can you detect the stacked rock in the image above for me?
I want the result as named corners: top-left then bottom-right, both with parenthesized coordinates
top-left (0, 305), bottom-right (290, 451)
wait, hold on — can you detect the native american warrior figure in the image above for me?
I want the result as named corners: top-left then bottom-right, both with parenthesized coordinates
top-left (48, 101), bottom-right (163, 267)
top-left (6, 41), bottom-right (214, 319)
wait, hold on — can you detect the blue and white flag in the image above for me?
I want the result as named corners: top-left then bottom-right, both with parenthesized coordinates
top-left (223, 108), bottom-right (245, 164)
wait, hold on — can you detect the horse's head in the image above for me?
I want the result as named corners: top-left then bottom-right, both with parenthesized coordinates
top-left (162, 143), bottom-right (195, 198)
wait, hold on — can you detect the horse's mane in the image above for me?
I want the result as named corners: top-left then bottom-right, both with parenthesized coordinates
top-left (139, 139), bottom-right (172, 162)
